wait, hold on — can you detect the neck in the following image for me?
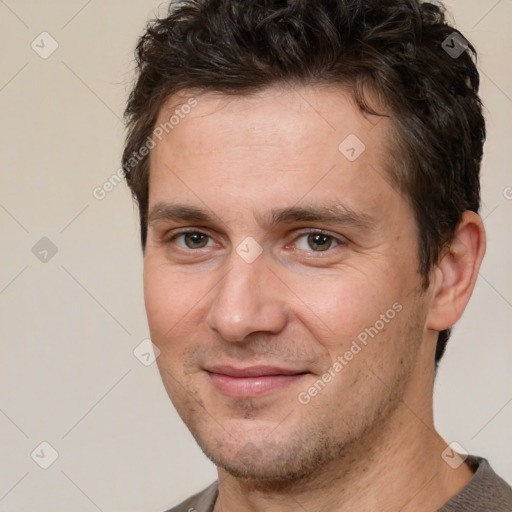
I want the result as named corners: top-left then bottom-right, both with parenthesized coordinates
top-left (213, 374), bottom-right (473, 512)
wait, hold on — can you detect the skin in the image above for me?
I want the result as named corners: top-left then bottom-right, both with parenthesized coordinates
top-left (143, 85), bottom-right (486, 511)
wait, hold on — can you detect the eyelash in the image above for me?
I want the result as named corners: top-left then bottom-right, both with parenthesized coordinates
top-left (164, 228), bottom-right (346, 254)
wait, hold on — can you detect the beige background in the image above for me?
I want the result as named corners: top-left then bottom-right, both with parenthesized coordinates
top-left (0, 1), bottom-right (511, 510)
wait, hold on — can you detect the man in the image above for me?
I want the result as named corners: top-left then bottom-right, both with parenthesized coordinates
top-left (123, 0), bottom-right (512, 510)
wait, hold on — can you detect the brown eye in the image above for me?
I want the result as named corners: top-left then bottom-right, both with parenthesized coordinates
top-left (295, 232), bottom-right (340, 252)
top-left (175, 232), bottom-right (212, 249)
top-left (307, 233), bottom-right (334, 251)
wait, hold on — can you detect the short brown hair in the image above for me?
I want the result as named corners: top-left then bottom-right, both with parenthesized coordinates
top-left (123, 0), bottom-right (485, 364)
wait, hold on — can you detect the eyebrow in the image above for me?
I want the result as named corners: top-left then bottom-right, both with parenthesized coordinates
top-left (147, 202), bottom-right (376, 231)
top-left (263, 204), bottom-right (375, 230)
top-left (148, 203), bottom-right (219, 225)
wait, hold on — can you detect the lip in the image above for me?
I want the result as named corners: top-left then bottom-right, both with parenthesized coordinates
top-left (205, 365), bottom-right (309, 398)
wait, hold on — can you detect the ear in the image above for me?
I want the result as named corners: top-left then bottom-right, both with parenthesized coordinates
top-left (426, 211), bottom-right (486, 332)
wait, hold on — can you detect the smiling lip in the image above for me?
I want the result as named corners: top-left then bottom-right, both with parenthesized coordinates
top-left (205, 365), bottom-right (309, 398)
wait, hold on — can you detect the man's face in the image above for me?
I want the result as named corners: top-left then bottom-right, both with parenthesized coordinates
top-left (144, 86), bottom-right (434, 481)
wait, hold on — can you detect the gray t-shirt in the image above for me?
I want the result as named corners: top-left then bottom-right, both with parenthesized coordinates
top-left (164, 455), bottom-right (512, 512)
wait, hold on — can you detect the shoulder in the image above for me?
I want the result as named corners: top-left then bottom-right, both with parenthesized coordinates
top-left (161, 481), bottom-right (218, 512)
top-left (439, 455), bottom-right (512, 512)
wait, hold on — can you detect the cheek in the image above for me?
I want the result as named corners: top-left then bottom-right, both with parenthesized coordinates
top-left (143, 262), bottom-right (172, 336)
top-left (143, 259), bottom-right (209, 344)
top-left (286, 270), bottom-right (391, 347)
top-left (143, 264), bottom-right (210, 398)
top-left (285, 265), bottom-right (417, 385)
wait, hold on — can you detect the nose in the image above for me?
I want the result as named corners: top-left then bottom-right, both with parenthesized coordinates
top-left (205, 249), bottom-right (288, 342)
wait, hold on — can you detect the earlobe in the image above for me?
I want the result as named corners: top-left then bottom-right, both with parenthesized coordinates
top-left (426, 211), bottom-right (486, 332)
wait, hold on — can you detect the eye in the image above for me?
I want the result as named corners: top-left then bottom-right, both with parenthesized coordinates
top-left (295, 232), bottom-right (340, 252)
top-left (173, 231), bottom-right (215, 249)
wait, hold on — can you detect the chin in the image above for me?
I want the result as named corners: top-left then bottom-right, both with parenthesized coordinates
top-left (208, 450), bottom-right (320, 484)
top-left (194, 425), bottom-right (342, 487)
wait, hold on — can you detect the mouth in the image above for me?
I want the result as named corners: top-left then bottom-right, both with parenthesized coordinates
top-left (204, 365), bottom-right (310, 398)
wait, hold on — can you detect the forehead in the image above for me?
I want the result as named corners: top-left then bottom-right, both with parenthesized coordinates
top-left (152, 84), bottom-right (388, 157)
top-left (148, 85), bottom-right (399, 221)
